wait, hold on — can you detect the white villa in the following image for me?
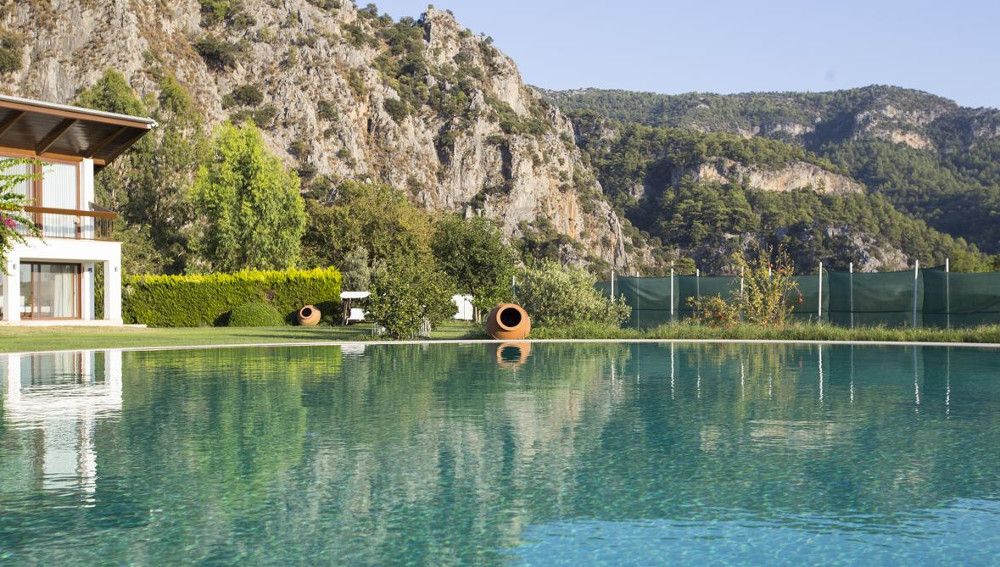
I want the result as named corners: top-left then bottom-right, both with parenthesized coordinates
top-left (0, 95), bottom-right (155, 325)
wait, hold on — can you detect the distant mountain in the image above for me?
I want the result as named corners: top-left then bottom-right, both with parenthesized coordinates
top-left (0, 0), bottom-right (636, 271)
top-left (543, 86), bottom-right (1000, 259)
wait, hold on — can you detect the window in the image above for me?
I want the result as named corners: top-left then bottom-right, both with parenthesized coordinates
top-left (20, 262), bottom-right (81, 319)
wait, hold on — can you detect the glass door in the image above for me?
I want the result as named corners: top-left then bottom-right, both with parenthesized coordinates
top-left (20, 262), bottom-right (81, 319)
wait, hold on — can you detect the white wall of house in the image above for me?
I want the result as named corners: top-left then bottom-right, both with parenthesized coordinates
top-left (0, 157), bottom-right (124, 325)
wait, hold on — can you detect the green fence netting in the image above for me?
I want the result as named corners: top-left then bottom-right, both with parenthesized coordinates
top-left (598, 267), bottom-right (1000, 329)
top-left (827, 269), bottom-right (922, 328)
top-left (922, 270), bottom-right (1000, 328)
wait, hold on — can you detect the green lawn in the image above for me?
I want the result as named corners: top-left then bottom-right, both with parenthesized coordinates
top-left (3, 320), bottom-right (999, 354)
top-left (0, 321), bottom-right (484, 353)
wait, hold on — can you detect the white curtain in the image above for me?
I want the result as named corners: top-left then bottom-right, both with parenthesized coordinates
top-left (51, 265), bottom-right (76, 318)
top-left (1, 157), bottom-right (34, 198)
top-left (41, 162), bottom-right (80, 239)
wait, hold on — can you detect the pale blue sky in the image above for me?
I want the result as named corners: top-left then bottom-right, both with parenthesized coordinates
top-left (368, 0), bottom-right (1000, 108)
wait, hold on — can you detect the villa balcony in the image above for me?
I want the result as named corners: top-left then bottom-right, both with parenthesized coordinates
top-left (17, 205), bottom-right (116, 241)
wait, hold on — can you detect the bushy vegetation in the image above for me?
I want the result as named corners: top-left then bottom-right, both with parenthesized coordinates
top-left (689, 245), bottom-right (801, 327)
top-left (529, 321), bottom-right (1000, 343)
top-left (227, 301), bottom-right (284, 327)
top-left (0, 30), bottom-right (23, 74)
top-left (554, 85), bottom-right (1000, 260)
top-left (77, 69), bottom-right (207, 275)
top-left (123, 267), bottom-right (341, 327)
top-left (823, 140), bottom-right (1000, 253)
top-left (573, 114), bottom-right (990, 272)
top-left (193, 35), bottom-right (244, 70)
top-left (432, 214), bottom-right (516, 316)
top-left (367, 259), bottom-right (454, 339)
top-left (189, 122), bottom-right (306, 273)
top-left (516, 261), bottom-right (631, 327)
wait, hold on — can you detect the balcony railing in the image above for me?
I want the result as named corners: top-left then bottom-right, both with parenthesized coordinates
top-left (18, 206), bottom-right (116, 241)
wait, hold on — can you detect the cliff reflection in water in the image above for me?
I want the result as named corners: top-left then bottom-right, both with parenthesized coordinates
top-left (0, 343), bottom-right (998, 565)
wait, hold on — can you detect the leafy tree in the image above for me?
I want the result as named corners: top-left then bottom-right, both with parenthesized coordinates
top-left (0, 158), bottom-right (39, 269)
top-left (367, 258), bottom-right (454, 339)
top-left (339, 246), bottom-right (372, 291)
top-left (431, 214), bottom-right (516, 317)
top-left (77, 69), bottom-right (209, 274)
top-left (301, 181), bottom-right (435, 270)
top-left (189, 121), bottom-right (306, 272)
top-left (516, 261), bottom-right (630, 327)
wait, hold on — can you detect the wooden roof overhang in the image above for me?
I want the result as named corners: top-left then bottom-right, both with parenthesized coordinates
top-left (0, 95), bottom-right (157, 170)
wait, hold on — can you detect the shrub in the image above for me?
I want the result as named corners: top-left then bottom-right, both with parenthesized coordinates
top-left (733, 244), bottom-right (801, 326)
top-left (231, 84), bottom-right (264, 107)
top-left (516, 261), bottom-right (630, 327)
top-left (367, 259), bottom-right (454, 339)
top-left (687, 295), bottom-right (740, 328)
top-left (0, 31), bottom-right (23, 74)
top-left (193, 35), bottom-right (243, 70)
top-left (228, 301), bottom-right (285, 327)
top-left (383, 98), bottom-right (409, 122)
top-left (123, 267), bottom-right (341, 327)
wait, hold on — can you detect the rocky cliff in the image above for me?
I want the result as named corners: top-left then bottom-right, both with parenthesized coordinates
top-left (690, 158), bottom-right (864, 194)
top-left (0, 0), bottom-right (630, 268)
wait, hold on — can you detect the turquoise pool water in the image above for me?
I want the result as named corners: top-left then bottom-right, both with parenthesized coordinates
top-left (1, 343), bottom-right (999, 565)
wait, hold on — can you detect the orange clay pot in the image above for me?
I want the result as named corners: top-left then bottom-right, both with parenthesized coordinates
top-left (297, 305), bottom-right (321, 326)
top-left (486, 303), bottom-right (531, 340)
top-left (495, 342), bottom-right (531, 369)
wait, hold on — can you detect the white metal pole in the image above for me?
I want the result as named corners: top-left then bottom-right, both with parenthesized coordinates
top-left (696, 268), bottom-right (700, 299)
top-left (635, 271), bottom-right (640, 328)
top-left (849, 262), bottom-right (854, 329)
top-left (611, 269), bottom-right (615, 300)
top-left (945, 258), bottom-right (951, 330)
top-left (818, 261), bottom-right (823, 322)
top-left (670, 268), bottom-right (675, 320)
top-left (913, 260), bottom-right (920, 327)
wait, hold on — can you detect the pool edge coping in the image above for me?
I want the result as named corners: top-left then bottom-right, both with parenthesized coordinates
top-left (4, 337), bottom-right (1000, 357)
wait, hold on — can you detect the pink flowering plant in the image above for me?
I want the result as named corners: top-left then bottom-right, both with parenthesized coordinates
top-left (0, 157), bottom-right (41, 272)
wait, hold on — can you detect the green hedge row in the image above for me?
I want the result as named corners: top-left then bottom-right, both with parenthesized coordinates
top-left (123, 267), bottom-right (342, 327)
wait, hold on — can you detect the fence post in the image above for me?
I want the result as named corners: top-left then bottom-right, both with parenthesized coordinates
top-left (512, 275), bottom-right (516, 300)
top-left (818, 261), bottom-right (823, 323)
top-left (610, 269), bottom-right (615, 302)
top-left (696, 268), bottom-right (700, 300)
top-left (913, 260), bottom-right (920, 327)
top-left (670, 268), bottom-right (675, 322)
top-left (945, 258), bottom-right (951, 330)
top-left (635, 271), bottom-right (640, 328)
top-left (849, 262), bottom-right (854, 330)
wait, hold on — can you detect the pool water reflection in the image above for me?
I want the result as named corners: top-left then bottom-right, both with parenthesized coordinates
top-left (1, 343), bottom-right (999, 565)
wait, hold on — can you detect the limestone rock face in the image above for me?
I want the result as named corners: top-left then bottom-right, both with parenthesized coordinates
top-left (692, 158), bottom-right (865, 194)
top-left (0, 0), bottom-right (631, 268)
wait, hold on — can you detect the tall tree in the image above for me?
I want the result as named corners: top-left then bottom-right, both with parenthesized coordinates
top-left (76, 68), bottom-right (208, 274)
top-left (431, 214), bottom-right (516, 317)
top-left (189, 122), bottom-right (306, 272)
top-left (301, 180), bottom-right (435, 270)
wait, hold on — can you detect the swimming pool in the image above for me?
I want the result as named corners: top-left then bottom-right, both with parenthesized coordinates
top-left (1, 342), bottom-right (998, 565)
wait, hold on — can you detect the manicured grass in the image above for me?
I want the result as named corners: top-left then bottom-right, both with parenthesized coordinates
top-left (4, 320), bottom-right (998, 354)
top-left (529, 322), bottom-right (1000, 344)
top-left (0, 321), bottom-right (483, 353)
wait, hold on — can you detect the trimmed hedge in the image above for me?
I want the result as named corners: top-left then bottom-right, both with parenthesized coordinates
top-left (124, 267), bottom-right (342, 327)
top-left (228, 302), bottom-right (285, 327)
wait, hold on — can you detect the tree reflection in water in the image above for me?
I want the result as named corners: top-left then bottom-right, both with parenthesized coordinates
top-left (0, 343), bottom-right (998, 565)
